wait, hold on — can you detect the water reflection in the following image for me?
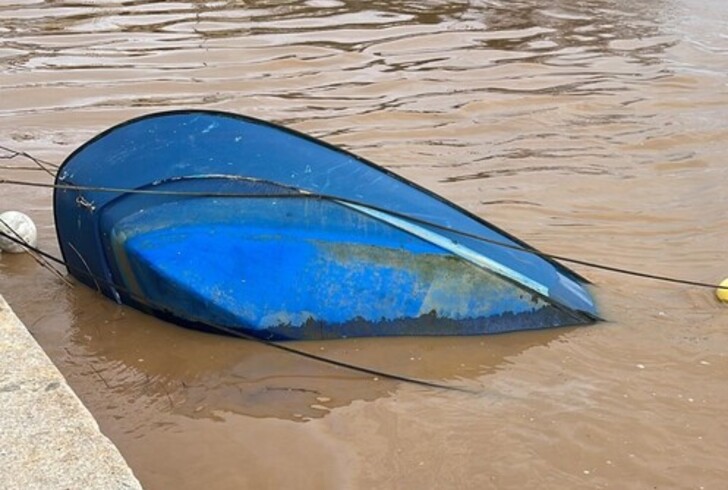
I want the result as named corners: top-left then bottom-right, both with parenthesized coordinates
top-left (1, 1), bottom-right (678, 77)
top-left (60, 285), bottom-right (565, 423)
top-left (2, 0), bottom-right (728, 488)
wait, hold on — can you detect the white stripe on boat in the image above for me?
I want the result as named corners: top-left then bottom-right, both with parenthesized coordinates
top-left (339, 201), bottom-right (550, 297)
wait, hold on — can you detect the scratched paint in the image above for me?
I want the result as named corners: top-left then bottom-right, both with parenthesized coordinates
top-left (102, 195), bottom-right (577, 339)
top-left (322, 241), bottom-right (545, 320)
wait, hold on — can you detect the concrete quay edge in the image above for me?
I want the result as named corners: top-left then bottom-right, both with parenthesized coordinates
top-left (0, 294), bottom-right (143, 490)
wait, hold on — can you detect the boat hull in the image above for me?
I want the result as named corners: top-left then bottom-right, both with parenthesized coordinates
top-left (100, 189), bottom-right (587, 340)
top-left (53, 110), bottom-right (599, 340)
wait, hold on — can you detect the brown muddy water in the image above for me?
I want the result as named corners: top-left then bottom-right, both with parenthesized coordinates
top-left (1, 1), bottom-right (728, 488)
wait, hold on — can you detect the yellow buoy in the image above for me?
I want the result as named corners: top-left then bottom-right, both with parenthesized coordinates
top-left (717, 278), bottom-right (728, 303)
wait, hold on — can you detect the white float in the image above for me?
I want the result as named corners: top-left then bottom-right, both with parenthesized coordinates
top-left (0, 211), bottom-right (37, 254)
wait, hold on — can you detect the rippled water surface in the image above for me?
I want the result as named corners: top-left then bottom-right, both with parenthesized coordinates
top-left (2, 1), bottom-right (728, 488)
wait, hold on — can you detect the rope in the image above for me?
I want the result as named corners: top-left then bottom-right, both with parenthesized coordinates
top-left (0, 229), bottom-right (477, 394)
top-left (1, 176), bottom-right (726, 291)
top-left (0, 145), bottom-right (59, 175)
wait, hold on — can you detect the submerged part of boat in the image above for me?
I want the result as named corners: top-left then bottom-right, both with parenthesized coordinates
top-left (54, 110), bottom-right (598, 340)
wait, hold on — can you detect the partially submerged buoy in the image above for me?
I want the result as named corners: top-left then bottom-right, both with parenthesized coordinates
top-left (716, 278), bottom-right (728, 303)
top-left (0, 211), bottom-right (37, 254)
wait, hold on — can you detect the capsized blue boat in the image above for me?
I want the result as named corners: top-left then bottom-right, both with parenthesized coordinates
top-left (53, 110), bottom-right (598, 340)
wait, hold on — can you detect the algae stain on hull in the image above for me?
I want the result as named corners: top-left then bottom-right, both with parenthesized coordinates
top-left (320, 241), bottom-right (546, 321)
top-left (103, 211), bottom-right (558, 338)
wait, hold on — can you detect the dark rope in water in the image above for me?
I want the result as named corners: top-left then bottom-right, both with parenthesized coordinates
top-left (1, 177), bottom-right (726, 291)
top-left (0, 229), bottom-right (477, 394)
top-left (0, 216), bottom-right (71, 286)
top-left (0, 145), bottom-right (59, 175)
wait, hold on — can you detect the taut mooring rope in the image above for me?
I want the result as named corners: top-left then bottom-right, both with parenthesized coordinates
top-left (1, 176), bottom-right (726, 291)
top-left (0, 228), bottom-right (478, 394)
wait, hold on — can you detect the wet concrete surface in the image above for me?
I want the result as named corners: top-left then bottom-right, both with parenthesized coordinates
top-left (0, 294), bottom-right (141, 490)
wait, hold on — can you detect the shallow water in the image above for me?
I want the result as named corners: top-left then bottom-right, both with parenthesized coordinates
top-left (2, 0), bottom-right (728, 488)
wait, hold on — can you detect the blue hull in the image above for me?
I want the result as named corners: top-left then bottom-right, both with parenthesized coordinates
top-left (54, 110), bottom-right (598, 340)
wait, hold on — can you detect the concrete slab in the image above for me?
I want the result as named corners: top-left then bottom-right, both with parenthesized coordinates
top-left (0, 294), bottom-right (143, 490)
